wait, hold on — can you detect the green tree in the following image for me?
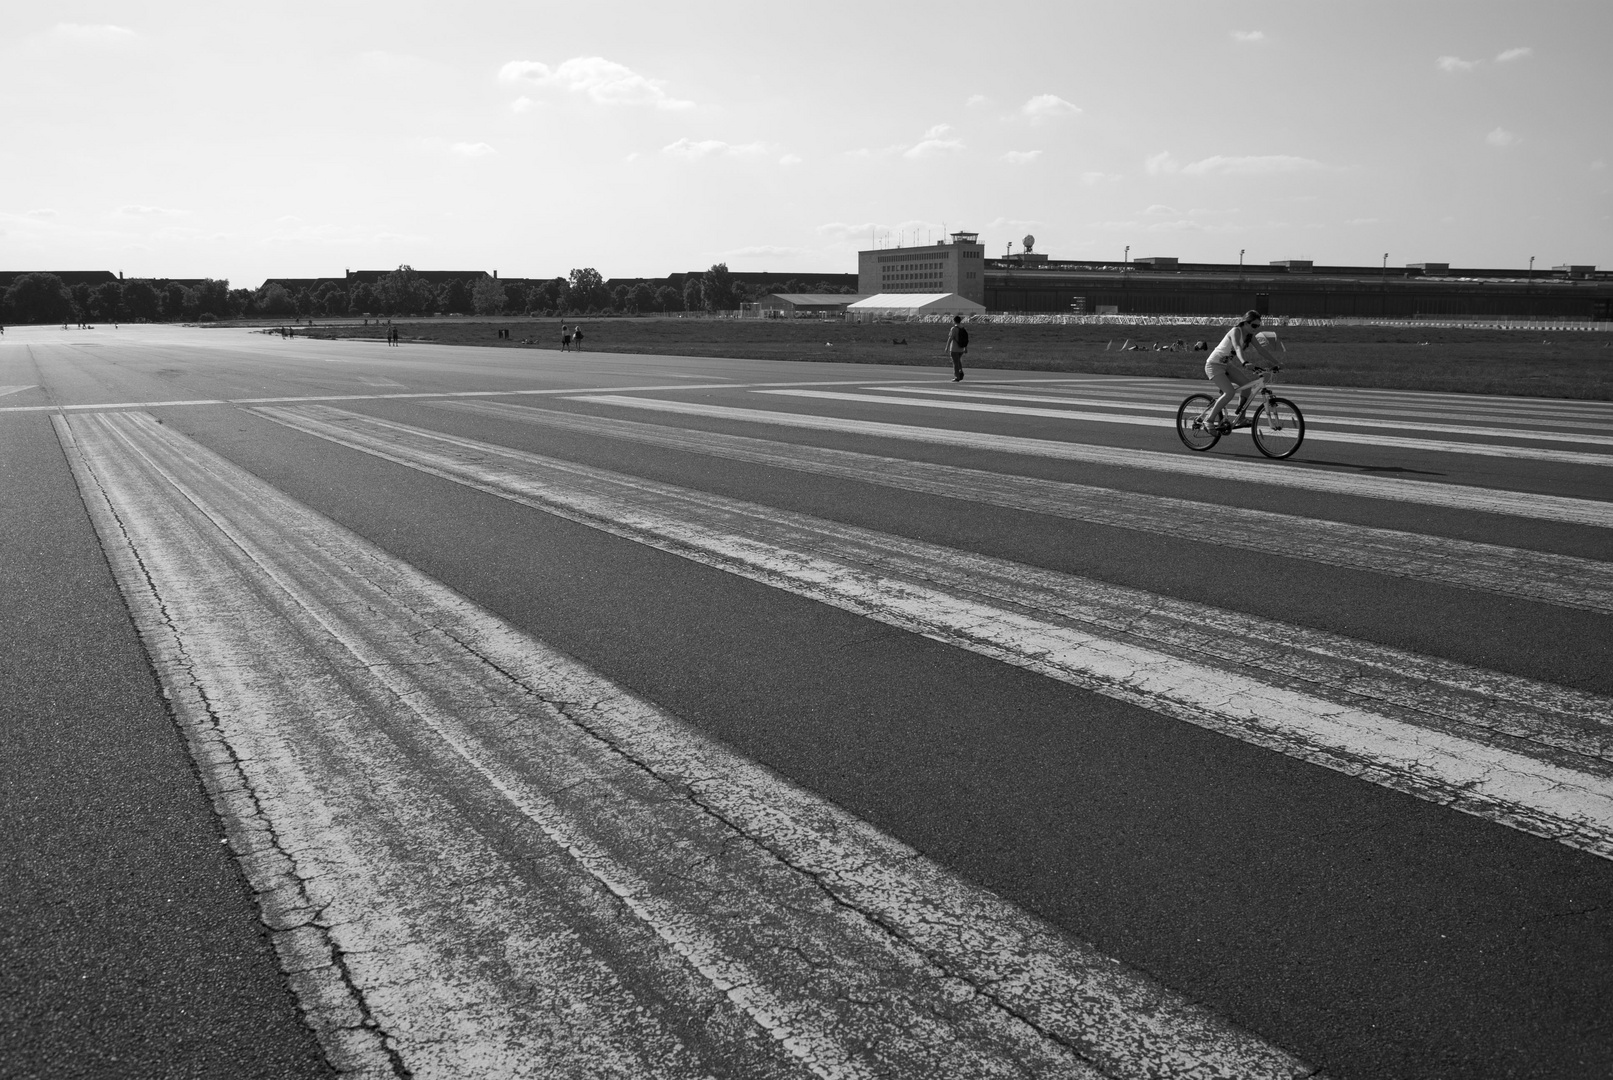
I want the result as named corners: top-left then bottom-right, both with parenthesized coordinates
top-left (532, 278), bottom-right (567, 314)
top-left (256, 283), bottom-right (296, 317)
top-left (567, 268), bottom-right (605, 311)
top-left (654, 285), bottom-right (681, 312)
top-left (70, 282), bottom-right (92, 319)
top-left (409, 278), bottom-right (437, 315)
top-left (228, 288), bottom-right (254, 317)
top-left (631, 282), bottom-right (658, 313)
top-left (471, 274), bottom-right (504, 315)
top-left (89, 281), bottom-right (124, 321)
top-left (376, 266), bottom-right (421, 315)
top-left (2, 273), bottom-right (74, 324)
top-left (349, 282), bottom-right (376, 315)
top-left (701, 263), bottom-right (736, 312)
top-left (194, 279), bottom-right (232, 317)
top-left (121, 280), bottom-right (161, 321)
top-left (502, 282), bottom-right (527, 314)
top-left (681, 277), bottom-right (703, 313)
top-left (441, 279), bottom-right (471, 315)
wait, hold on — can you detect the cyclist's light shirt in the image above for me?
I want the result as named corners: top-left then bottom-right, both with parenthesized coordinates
top-left (1207, 325), bottom-right (1256, 365)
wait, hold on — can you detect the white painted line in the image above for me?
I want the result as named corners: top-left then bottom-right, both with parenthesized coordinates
top-left (871, 386), bottom-right (1613, 444)
top-left (0, 377), bottom-right (918, 415)
top-left (61, 408), bottom-right (1306, 1080)
top-left (0, 384), bottom-right (36, 398)
top-left (565, 396), bottom-right (1613, 528)
top-left (260, 404), bottom-right (1613, 863)
top-left (433, 399), bottom-right (1613, 614)
top-left (760, 390), bottom-right (1613, 467)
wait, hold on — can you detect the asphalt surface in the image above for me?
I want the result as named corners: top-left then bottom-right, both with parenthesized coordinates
top-left (3, 322), bottom-right (1611, 1079)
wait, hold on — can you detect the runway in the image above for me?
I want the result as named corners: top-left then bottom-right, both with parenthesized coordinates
top-left (4, 324), bottom-right (1611, 1079)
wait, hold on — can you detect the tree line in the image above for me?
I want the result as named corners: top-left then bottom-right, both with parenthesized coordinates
top-left (0, 264), bottom-right (855, 324)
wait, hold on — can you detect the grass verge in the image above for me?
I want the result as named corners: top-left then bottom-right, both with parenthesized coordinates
top-left (278, 316), bottom-right (1613, 401)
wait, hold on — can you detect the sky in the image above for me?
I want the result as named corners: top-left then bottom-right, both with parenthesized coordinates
top-left (2, 0), bottom-right (1609, 287)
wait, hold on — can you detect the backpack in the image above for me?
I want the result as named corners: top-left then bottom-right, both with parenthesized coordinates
top-left (956, 326), bottom-right (969, 348)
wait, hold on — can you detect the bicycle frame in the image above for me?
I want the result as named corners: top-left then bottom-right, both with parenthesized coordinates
top-left (1217, 369), bottom-right (1278, 427)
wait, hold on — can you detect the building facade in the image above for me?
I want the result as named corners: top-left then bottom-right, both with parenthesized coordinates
top-left (983, 258), bottom-right (1613, 320)
top-left (857, 232), bottom-right (987, 306)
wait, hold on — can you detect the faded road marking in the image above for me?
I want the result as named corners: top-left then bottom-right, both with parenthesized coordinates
top-left (757, 390), bottom-right (1613, 468)
top-left (59, 408), bottom-right (1307, 1080)
top-left (565, 396), bottom-right (1613, 528)
top-left (261, 404), bottom-right (1613, 862)
top-left (433, 399), bottom-right (1613, 614)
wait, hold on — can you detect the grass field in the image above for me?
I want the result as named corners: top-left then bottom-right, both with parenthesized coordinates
top-left (283, 316), bottom-right (1613, 400)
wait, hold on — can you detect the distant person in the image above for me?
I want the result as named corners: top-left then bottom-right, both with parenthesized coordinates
top-left (945, 315), bottom-right (968, 381)
top-left (561, 323), bottom-right (571, 351)
top-left (1203, 310), bottom-right (1279, 430)
top-left (572, 325), bottom-right (584, 350)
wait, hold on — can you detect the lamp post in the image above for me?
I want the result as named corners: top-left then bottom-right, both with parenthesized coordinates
top-left (1240, 248), bottom-right (1245, 268)
top-left (1382, 252), bottom-right (1389, 273)
top-left (1529, 255), bottom-right (1535, 281)
top-left (1124, 245), bottom-right (1130, 266)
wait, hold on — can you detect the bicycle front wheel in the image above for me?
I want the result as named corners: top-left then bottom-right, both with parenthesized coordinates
top-left (1176, 393), bottom-right (1221, 451)
top-left (1251, 397), bottom-right (1305, 459)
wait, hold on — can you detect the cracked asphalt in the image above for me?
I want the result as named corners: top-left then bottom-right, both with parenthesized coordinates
top-left (4, 324), bottom-right (1613, 1079)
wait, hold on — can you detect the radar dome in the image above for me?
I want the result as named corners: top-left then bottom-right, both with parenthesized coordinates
top-left (1023, 234), bottom-right (1036, 253)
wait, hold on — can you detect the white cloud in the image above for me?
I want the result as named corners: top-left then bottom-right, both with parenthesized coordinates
top-left (663, 138), bottom-right (771, 159)
top-left (1182, 154), bottom-right (1324, 175)
top-left (965, 94), bottom-right (987, 107)
top-left (1496, 47), bottom-right (1533, 62)
top-left (1486, 127), bottom-right (1519, 148)
top-left (1021, 94), bottom-right (1080, 120)
top-left (985, 217), bottom-right (1039, 229)
top-left (27, 209), bottom-right (58, 219)
top-left (719, 245), bottom-right (807, 260)
top-left (904, 124), bottom-right (965, 158)
top-left (116, 205), bottom-right (184, 217)
top-left (1080, 171), bottom-right (1122, 185)
top-left (450, 142), bottom-right (496, 157)
top-left (1231, 30), bottom-right (1266, 43)
top-left (1145, 151), bottom-right (1180, 174)
top-left (1437, 55), bottom-right (1480, 73)
top-left (1593, 160), bottom-right (1607, 172)
top-left (1002, 150), bottom-right (1042, 164)
top-left (357, 50), bottom-right (429, 75)
top-left (624, 152), bottom-right (641, 162)
top-left (497, 57), bottom-right (694, 110)
top-left (509, 96), bottom-right (537, 113)
top-left (1144, 204), bottom-right (1177, 215)
top-left (815, 221), bottom-right (884, 243)
top-left (779, 153), bottom-right (803, 166)
top-left (42, 23), bottom-right (137, 45)
top-left (1346, 217), bottom-right (1381, 226)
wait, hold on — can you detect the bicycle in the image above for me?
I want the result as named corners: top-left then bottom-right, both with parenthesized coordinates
top-left (1176, 366), bottom-right (1306, 459)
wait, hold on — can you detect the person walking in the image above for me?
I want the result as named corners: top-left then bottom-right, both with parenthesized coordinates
top-left (571, 325), bottom-right (584, 351)
top-left (945, 316), bottom-right (968, 381)
top-left (560, 323), bottom-right (571, 351)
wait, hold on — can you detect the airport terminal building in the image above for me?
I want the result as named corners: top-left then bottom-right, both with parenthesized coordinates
top-left (854, 238), bottom-right (1610, 320)
top-left (981, 255), bottom-right (1612, 321)
top-left (856, 232), bottom-right (988, 306)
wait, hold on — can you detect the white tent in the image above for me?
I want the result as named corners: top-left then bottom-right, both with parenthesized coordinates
top-left (845, 293), bottom-right (987, 317)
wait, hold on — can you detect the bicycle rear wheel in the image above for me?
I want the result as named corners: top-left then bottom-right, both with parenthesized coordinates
top-left (1251, 397), bottom-right (1305, 459)
top-left (1176, 393), bottom-right (1221, 451)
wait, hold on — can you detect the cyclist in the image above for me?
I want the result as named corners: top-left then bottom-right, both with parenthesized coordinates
top-left (1203, 309), bottom-right (1279, 430)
